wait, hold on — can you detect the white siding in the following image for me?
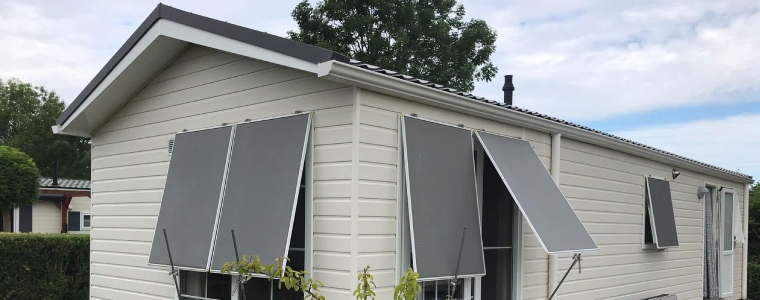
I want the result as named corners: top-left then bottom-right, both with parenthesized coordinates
top-left (69, 196), bottom-right (92, 234)
top-left (90, 45), bottom-right (353, 300)
top-left (354, 88), bottom-right (747, 300)
top-left (33, 201), bottom-right (61, 233)
top-left (70, 196), bottom-right (92, 212)
top-left (356, 89), bottom-right (553, 299)
top-left (550, 138), bottom-right (745, 300)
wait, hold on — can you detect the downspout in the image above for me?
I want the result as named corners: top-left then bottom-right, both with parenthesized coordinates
top-left (548, 133), bottom-right (561, 299)
top-left (743, 183), bottom-right (750, 299)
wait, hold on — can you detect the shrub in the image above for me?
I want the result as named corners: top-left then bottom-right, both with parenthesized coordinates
top-left (0, 233), bottom-right (89, 300)
top-left (750, 261), bottom-right (760, 300)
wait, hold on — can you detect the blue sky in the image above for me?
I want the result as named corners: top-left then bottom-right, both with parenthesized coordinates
top-left (1, 0), bottom-right (759, 181)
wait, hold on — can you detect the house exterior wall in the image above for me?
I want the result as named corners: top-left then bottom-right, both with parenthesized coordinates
top-left (85, 43), bottom-right (747, 299)
top-left (353, 88), bottom-right (747, 300)
top-left (69, 196), bottom-right (91, 234)
top-left (88, 45), bottom-right (354, 300)
top-left (32, 201), bottom-right (61, 233)
top-left (69, 196), bottom-right (91, 212)
top-left (555, 138), bottom-right (745, 300)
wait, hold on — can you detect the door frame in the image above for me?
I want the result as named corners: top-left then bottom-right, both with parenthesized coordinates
top-left (719, 188), bottom-right (736, 298)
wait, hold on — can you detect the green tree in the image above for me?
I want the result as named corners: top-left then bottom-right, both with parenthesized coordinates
top-left (0, 146), bottom-right (40, 231)
top-left (288, 0), bottom-right (498, 93)
top-left (0, 78), bottom-right (90, 179)
top-left (748, 182), bottom-right (760, 259)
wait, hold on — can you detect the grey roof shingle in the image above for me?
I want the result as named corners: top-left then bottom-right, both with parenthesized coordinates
top-left (348, 60), bottom-right (753, 180)
top-left (39, 177), bottom-right (91, 190)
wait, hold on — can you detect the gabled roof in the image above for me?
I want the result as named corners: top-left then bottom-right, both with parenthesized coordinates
top-left (56, 4), bottom-right (348, 127)
top-left (39, 177), bottom-right (91, 190)
top-left (56, 4), bottom-right (752, 182)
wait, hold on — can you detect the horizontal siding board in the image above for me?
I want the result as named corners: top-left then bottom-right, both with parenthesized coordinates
top-left (96, 88), bottom-right (352, 145)
top-left (89, 45), bottom-right (355, 299)
top-left (151, 51), bottom-right (245, 83)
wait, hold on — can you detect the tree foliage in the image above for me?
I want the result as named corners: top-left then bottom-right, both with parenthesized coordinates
top-left (222, 255), bottom-right (325, 300)
top-left (288, 0), bottom-right (498, 93)
top-left (354, 265), bottom-right (376, 300)
top-left (0, 146), bottom-right (40, 210)
top-left (393, 268), bottom-right (422, 300)
top-left (0, 78), bottom-right (90, 179)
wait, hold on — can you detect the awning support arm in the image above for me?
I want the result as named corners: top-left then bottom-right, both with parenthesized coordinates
top-left (548, 253), bottom-right (582, 300)
top-left (163, 229), bottom-right (182, 299)
top-left (231, 230), bottom-right (248, 300)
top-left (448, 227), bottom-right (467, 299)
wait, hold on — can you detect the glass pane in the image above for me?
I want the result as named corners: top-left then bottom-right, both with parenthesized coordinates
top-left (207, 273), bottom-right (231, 300)
top-left (420, 280), bottom-right (461, 300)
top-left (180, 270), bottom-right (205, 297)
top-left (83, 215), bottom-right (91, 228)
top-left (724, 193), bottom-right (734, 251)
top-left (244, 277), bottom-right (271, 300)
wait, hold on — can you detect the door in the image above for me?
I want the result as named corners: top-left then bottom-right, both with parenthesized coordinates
top-left (719, 190), bottom-right (735, 297)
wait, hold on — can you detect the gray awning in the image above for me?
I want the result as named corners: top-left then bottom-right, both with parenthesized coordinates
top-left (646, 177), bottom-right (679, 248)
top-left (149, 126), bottom-right (234, 270)
top-left (402, 116), bottom-right (485, 280)
top-left (210, 114), bottom-right (311, 272)
top-left (475, 132), bottom-right (597, 254)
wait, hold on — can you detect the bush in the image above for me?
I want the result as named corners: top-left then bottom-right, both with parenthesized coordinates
top-left (0, 233), bottom-right (89, 300)
top-left (751, 261), bottom-right (760, 299)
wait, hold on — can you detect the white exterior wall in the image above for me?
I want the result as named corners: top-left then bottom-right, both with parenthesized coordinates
top-left (69, 196), bottom-right (92, 234)
top-left (356, 89), bottom-right (553, 298)
top-left (32, 201), bottom-right (61, 233)
top-left (89, 45), bottom-right (354, 299)
top-left (354, 88), bottom-right (747, 300)
top-left (554, 138), bottom-right (745, 300)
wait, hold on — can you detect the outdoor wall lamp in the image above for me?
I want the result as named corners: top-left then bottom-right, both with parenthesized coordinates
top-left (671, 168), bottom-right (680, 179)
top-left (697, 186), bottom-right (709, 200)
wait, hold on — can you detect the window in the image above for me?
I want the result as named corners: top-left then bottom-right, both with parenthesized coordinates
top-left (180, 270), bottom-right (231, 300)
top-left (178, 171), bottom-right (307, 300)
top-left (479, 157), bottom-right (513, 299)
top-left (642, 177), bottom-right (679, 249)
top-left (401, 116), bottom-right (485, 280)
top-left (81, 213), bottom-right (91, 229)
top-left (148, 114), bottom-right (311, 271)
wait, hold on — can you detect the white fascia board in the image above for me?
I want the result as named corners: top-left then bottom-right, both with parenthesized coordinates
top-left (58, 26), bottom-right (162, 135)
top-left (57, 19), bottom-right (320, 137)
top-left (320, 61), bottom-right (753, 184)
top-left (52, 125), bottom-right (91, 138)
top-left (160, 20), bottom-right (320, 74)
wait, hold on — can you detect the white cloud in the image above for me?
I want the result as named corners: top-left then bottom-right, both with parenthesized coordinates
top-left (0, 0), bottom-right (299, 103)
top-left (613, 114), bottom-right (760, 180)
top-left (465, 0), bottom-right (760, 121)
top-left (2, 0), bottom-right (760, 125)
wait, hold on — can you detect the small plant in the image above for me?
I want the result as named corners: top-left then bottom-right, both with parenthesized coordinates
top-left (222, 255), bottom-right (325, 300)
top-left (353, 265), bottom-right (376, 300)
top-left (393, 268), bottom-right (422, 300)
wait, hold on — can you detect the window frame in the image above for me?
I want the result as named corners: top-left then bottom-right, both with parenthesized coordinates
top-left (641, 175), bottom-right (678, 250)
top-left (81, 213), bottom-right (91, 230)
top-left (719, 188), bottom-right (736, 297)
top-left (396, 136), bottom-right (523, 300)
top-left (171, 119), bottom-right (314, 300)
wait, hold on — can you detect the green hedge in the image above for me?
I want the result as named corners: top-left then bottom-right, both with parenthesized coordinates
top-left (750, 261), bottom-right (760, 299)
top-left (0, 233), bottom-right (89, 300)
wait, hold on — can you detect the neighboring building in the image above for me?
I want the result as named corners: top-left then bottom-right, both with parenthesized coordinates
top-left (52, 4), bottom-right (752, 300)
top-left (13, 177), bottom-right (91, 234)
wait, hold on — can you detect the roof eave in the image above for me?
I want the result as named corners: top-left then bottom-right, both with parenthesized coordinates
top-left (55, 4), bottom-right (349, 131)
top-left (320, 61), bottom-right (754, 184)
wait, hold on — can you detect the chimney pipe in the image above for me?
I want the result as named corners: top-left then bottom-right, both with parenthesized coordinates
top-left (52, 160), bottom-right (59, 187)
top-left (502, 75), bottom-right (515, 106)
